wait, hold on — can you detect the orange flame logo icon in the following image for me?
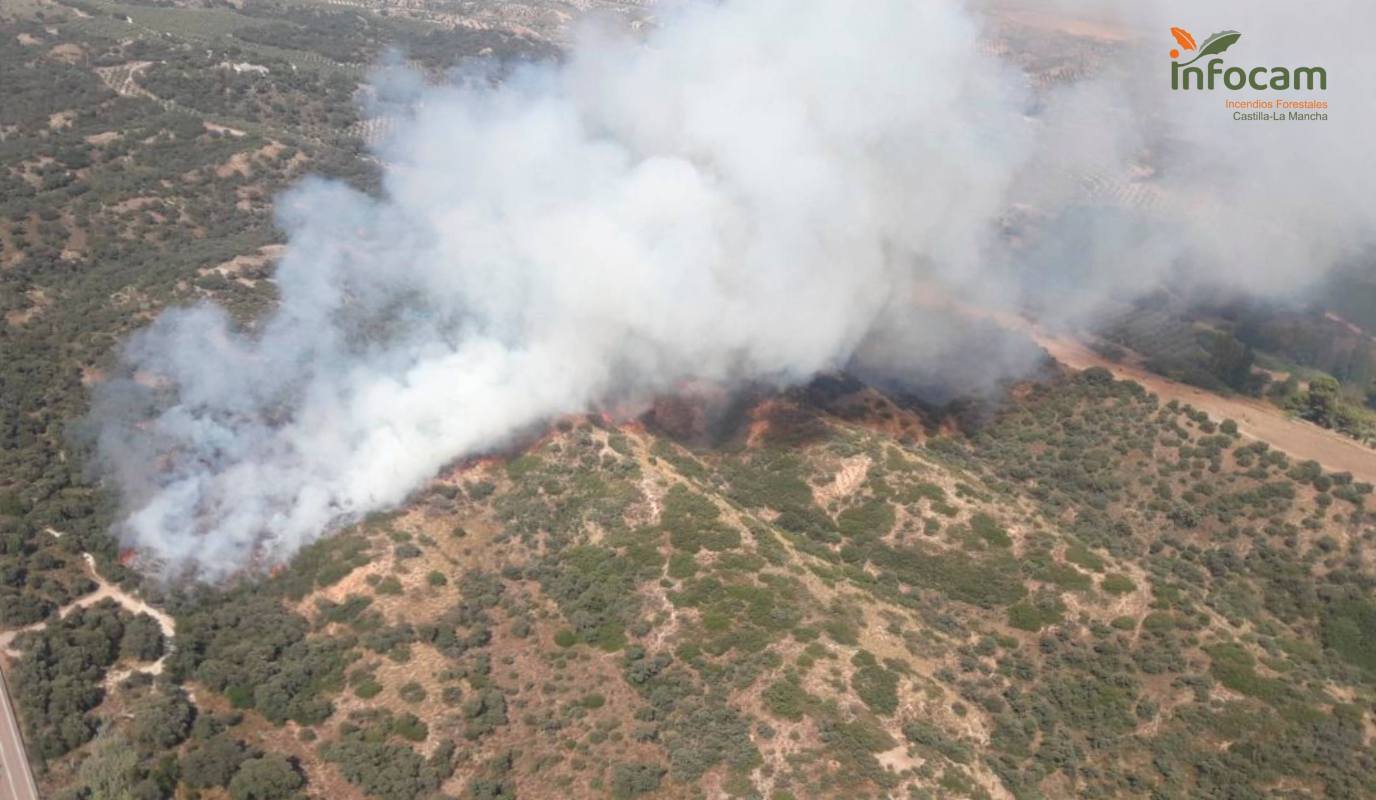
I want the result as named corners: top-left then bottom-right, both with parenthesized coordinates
top-left (1169, 26), bottom-right (1196, 59)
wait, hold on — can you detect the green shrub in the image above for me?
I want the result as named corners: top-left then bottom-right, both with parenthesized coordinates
top-left (580, 693), bottom-right (606, 709)
top-left (611, 761), bottom-right (666, 799)
top-left (763, 679), bottom-right (810, 721)
top-left (228, 754), bottom-right (303, 800)
top-left (970, 513), bottom-right (1012, 547)
top-left (903, 720), bottom-right (971, 763)
top-left (1065, 542), bottom-right (1106, 572)
top-left (1034, 560), bottom-right (1092, 591)
top-left (1206, 643), bottom-right (1287, 704)
top-left (1007, 599), bottom-right (1064, 632)
top-left (391, 712), bottom-right (428, 742)
top-left (663, 486), bottom-right (740, 552)
top-left (869, 545), bottom-right (1026, 608)
top-left (1100, 573), bottom-right (1136, 595)
top-left (1321, 597), bottom-right (1376, 672)
top-left (850, 651), bottom-right (899, 716)
top-left (182, 736), bottom-right (250, 789)
top-left (837, 500), bottom-right (895, 541)
top-left (320, 737), bottom-right (443, 800)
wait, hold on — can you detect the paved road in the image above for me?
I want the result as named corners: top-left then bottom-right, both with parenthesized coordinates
top-left (0, 662), bottom-right (40, 800)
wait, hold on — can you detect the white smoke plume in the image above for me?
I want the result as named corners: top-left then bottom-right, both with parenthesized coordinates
top-left (91, 0), bottom-right (1376, 578)
top-left (993, 0), bottom-right (1376, 316)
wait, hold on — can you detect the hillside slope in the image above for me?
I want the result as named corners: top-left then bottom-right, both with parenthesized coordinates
top-left (11, 368), bottom-right (1375, 799)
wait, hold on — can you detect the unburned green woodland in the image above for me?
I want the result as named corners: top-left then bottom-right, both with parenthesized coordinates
top-left (1095, 293), bottom-right (1376, 446)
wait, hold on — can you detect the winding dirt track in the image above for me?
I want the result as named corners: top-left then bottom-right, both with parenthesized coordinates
top-left (0, 551), bottom-right (175, 660)
top-left (1033, 330), bottom-right (1376, 485)
top-left (0, 548), bottom-right (176, 800)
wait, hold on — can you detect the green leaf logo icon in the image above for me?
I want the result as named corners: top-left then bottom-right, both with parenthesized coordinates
top-left (1180, 30), bottom-right (1241, 66)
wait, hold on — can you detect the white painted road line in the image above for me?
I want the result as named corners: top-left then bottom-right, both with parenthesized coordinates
top-left (0, 662), bottom-right (40, 800)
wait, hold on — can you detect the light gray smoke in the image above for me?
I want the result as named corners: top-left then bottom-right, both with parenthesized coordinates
top-left (992, 0), bottom-right (1376, 318)
top-left (91, 0), bottom-right (1376, 578)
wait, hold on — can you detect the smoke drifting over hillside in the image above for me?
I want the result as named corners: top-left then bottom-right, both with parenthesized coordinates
top-left (92, 0), bottom-right (1376, 577)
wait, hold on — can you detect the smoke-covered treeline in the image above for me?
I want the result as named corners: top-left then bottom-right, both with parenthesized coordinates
top-left (90, 0), bottom-right (1376, 577)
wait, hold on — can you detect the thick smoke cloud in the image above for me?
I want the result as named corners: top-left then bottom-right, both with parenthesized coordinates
top-left (91, 0), bottom-right (1376, 578)
top-left (995, 0), bottom-right (1376, 317)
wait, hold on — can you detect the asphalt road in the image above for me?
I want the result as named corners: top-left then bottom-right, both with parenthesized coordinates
top-left (0, 663), bottom-right (40, 800)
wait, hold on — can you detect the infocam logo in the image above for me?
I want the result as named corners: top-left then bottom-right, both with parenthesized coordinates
top-left (1169, 27), bottom-right (1326, 91)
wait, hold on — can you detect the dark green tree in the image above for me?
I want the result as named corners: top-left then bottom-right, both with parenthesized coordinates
top-left (182, 735), bottom-right (251, 789)
top-left (1305, 375), bottom-right (1342, 428)
top-left (228, 754), bottom-right (304, 800)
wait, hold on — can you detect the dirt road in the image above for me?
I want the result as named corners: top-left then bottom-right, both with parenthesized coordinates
top-left (912, 281), bottom-right (1376, 484)
top-left (0, 552), bottom-right (176, 660)
top-left (1033, 331), bottom-right (1376, 485)
top-left (0, 548), bottom-right (176, 800)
